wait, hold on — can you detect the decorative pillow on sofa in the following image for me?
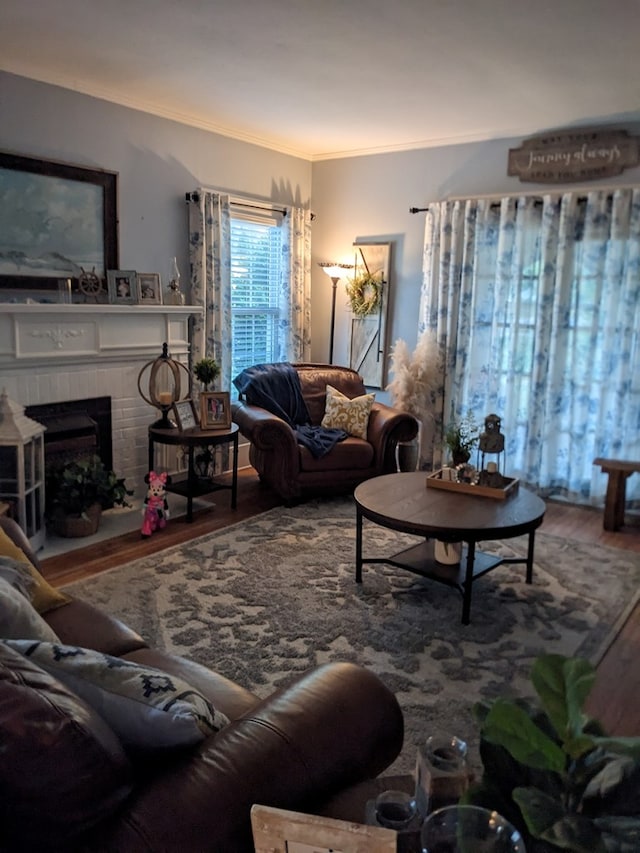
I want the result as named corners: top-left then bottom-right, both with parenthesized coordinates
top-left (0, 528), bottom-right (70, 613)
top-left (0, 576), bottom-right (61, 642)
top-left (6, 639), bottom-right (230, 750)
top-left (0, 641), bottom-right (133, 849)
top-left (321, 384), bottom-right (375, 440)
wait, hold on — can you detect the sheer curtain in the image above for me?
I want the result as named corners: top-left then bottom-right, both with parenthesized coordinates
top-left (188, 191), bottom-right (312, 392)
top-left (419, 189), bottom-right (640, 505)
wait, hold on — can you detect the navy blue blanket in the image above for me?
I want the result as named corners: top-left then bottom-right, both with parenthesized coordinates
top-left (233, 363), bottom-right (348, 458)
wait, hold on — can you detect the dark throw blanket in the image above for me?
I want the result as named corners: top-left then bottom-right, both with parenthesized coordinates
top-left (233, 363), bottom-right (348, 458)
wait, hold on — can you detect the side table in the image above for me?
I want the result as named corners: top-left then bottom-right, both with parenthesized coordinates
top-left (148, 423), bottom-right (239, 522)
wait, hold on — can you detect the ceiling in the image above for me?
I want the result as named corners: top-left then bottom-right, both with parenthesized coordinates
top-left (2, 0), bottom-right (639, 160)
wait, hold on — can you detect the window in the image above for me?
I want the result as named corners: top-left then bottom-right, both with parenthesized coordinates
top-left (230, 214), bottom-right (283, 380)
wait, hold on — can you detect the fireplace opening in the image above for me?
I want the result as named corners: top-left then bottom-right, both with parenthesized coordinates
top-left (26, 397), bottom-right (113, 473)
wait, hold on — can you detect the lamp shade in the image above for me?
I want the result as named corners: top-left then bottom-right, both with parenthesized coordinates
top-left (318, 262), bottom-right (353, 280)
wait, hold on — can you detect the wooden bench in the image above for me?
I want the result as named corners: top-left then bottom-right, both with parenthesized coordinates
top-left (593, 458), bottom-right (640, 531)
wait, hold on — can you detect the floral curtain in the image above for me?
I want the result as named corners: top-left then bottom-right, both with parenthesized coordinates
top-left (188, 191), bottom-right (312, 390)
top-left (188, 191), bottom-right (232, 390)
top-left (419, 189), bottom-right (640, 506)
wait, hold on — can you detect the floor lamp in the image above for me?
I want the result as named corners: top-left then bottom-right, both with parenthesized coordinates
top-left (318, 262), bottom-right (353, 363)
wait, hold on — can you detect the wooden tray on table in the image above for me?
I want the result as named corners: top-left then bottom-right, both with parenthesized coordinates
top-left (426, 469), bottom-right (519, 500)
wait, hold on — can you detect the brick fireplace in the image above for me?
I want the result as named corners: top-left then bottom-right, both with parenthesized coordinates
top-left (0, 303), bottom-right (203, 502)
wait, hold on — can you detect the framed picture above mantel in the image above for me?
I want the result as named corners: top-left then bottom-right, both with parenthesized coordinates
top-left (0, 151), bottom-right (118, 303)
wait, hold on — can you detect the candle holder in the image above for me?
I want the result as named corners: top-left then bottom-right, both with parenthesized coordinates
top-left (137, 342), bottom-right (192, 428)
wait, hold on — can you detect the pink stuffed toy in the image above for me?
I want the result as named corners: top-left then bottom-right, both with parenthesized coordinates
top-left (141, 471), bottom-right (170, 537)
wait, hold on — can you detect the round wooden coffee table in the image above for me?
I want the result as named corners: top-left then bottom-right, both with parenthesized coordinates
top-left (354, 471), bottom-right (546, 624)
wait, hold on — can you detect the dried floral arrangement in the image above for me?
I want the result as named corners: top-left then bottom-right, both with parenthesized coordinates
top-left (386, 330), bottom-right (441, 419)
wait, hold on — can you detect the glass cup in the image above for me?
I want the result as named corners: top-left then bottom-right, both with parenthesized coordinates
top-left (417, 734), bottom-right (469, 813)
top-left (420, 805), bottom-right (526, 853)
top-left (374, 789), bottom-right (418, 831)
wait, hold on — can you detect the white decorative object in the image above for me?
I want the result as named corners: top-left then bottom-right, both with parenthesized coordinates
top-left (166, 256), bottom-right (185, 305)
top-left (0, 391), bottom-right (46, 550)
top-left (434, 540), bottom-right (462, 565)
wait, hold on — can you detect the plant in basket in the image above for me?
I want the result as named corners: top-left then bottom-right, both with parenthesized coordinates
top-left (46, 454), bottom-right (132, 537)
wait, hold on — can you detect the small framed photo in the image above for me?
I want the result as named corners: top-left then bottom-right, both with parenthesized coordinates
top-left (173, 399), bottom-right (199, 431)
top-left (107, 270), bottom-right (138, 304)
top-left (200, 391), bottom-right (231, 429)
top-left (137, 272), bottom-right (163, 305)
top-left (251, 804), bottom-right (396, 853)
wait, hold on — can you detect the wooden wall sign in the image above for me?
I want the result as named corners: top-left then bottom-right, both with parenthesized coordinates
top-left (508, 129), bottom-right (639, 184)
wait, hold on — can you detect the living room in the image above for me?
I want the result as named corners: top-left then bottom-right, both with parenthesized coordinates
top-left (1, 3), bottom-right (640, 850)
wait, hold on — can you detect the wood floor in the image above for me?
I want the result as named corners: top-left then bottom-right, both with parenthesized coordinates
top-left (40, 469), bottom-right (640, 737)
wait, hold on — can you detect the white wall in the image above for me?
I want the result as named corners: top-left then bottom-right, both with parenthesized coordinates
top-left (0, 71), bottom-right (312, 291)
top-left (3, 69), bottom-right (640, 407)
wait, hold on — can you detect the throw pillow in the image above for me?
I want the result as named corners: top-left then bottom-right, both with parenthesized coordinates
top-left (321, 384), bottom-right (375, 440)
top-left (6, 640), bottom-right (231, 750)
top-left (0, 527), bottom-right (70, 613)
top-left (0, 642), bottom-right (133, 849)
top-left (0, 577), bottom-right (61, 642)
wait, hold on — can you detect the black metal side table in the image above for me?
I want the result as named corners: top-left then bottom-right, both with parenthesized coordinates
top-left (148, 423), bottom-right (238, 522)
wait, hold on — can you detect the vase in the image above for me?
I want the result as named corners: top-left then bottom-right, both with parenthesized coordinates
top-left (396, 439), bottom-right (420, 472)
top-left (53, 503), bottom-right (102, 538)
top-left (434, 539), bottom-right (462, 565)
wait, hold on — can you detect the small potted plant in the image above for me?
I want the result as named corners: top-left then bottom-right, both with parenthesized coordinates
top-left (47, 455), bottom-right (133, 538)
top-left (193, 357), bottom-right (220, 391)
top-left (444, 411), bottom-right (479, 466)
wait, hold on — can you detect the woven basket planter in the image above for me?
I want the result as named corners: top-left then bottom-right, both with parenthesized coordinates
top-left (52, 503), bottom-right (102, 538)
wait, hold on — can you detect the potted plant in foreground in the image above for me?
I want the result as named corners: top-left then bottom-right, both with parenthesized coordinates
top-left (463, 653), bottom-right (640, 852)
top-left (47, 455), bottom-right (133, 538)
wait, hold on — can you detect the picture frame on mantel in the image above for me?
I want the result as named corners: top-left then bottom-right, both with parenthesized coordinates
top-left (0, 151), bottom-right (118, 301)
top-left (107, 270), bottom-right (138, 304)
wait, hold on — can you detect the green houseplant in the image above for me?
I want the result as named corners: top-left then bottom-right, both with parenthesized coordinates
top-left (47, 455), bottom-right (133, 538)
top-left (444, 410), bottom-right (479, 465)
top-left (193, 357), bottom-right (220, 391)
top-left (463, 653), bottom-right (640, 852)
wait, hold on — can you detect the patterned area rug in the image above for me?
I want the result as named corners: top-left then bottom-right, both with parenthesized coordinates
top-left (63, 496), bottom-right (640, 775)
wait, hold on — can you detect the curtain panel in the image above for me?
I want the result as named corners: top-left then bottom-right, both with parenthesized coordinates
top-left (419, 189), bottom-right (640, 506)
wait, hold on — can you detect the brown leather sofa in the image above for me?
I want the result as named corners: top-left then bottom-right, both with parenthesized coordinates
top-left (232, 363), bottom-right (418, 501)
top-left (0, 516), bottom-right (404, 852)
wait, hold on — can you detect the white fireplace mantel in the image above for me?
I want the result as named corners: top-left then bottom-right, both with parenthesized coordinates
top-left (0, 303), bottom-right (205, 493)
top-left (0, 304), bottom-right (204, 367)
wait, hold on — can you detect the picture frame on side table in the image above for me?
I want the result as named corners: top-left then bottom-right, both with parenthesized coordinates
top-left (251, 805), bottom-right (396, 853)
top-left (173, 399), bottom-right (199, 431)
top-left (137, 272), bottom-right (163, 305)
top-left (107, 270), bottom-right (138, 304)
top-left (200, 392), bottom-right (231, 429)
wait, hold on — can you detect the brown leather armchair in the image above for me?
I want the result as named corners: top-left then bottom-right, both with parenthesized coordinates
top-left (232, 363), bottom-right (419, 502)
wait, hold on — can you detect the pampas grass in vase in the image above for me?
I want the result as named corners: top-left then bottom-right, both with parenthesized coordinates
top-left (386, 330), bottom-right (441, 470)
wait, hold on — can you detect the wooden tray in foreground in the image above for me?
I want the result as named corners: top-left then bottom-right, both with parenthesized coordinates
top-left (426, 469), bottom-right (519, 500)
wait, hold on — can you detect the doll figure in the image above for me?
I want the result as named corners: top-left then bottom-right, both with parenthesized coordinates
top-left (141, 471), bottom-right (170, 537)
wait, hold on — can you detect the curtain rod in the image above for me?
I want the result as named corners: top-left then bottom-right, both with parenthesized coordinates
top-left (185, 191), bottom-right (287, 217)
top-left (409, 181), bottom-right (640, 213)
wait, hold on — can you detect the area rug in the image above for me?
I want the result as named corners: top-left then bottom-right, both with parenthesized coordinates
top-left (63, 496), bottom-right (640, 775)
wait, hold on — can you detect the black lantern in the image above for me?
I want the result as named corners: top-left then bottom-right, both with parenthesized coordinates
top-left (137, 343), bottom-right (192, 429)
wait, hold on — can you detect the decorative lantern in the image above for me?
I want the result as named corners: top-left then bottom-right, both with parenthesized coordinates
top-left (0, 391), bottom-right (46, 550)
top-left (137, 342), bottom-right (192, 428)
